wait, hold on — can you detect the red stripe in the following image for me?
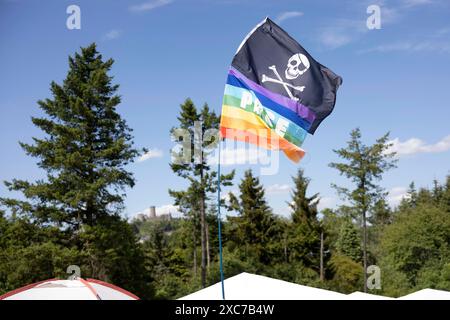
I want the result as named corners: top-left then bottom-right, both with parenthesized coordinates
top-left (78, 277), bottom-right (101, 300)
top-left (86, 278), bottom-right (140, 300)
top-left (0, 278), bottom-right (57, 300)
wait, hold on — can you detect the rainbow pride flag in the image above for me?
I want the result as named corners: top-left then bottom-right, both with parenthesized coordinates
top-left (220, 18), bottom-right (342, 163)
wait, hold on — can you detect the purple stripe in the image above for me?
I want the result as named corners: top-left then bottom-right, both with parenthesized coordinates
top-left (229, 67), bottom-right (316, 124)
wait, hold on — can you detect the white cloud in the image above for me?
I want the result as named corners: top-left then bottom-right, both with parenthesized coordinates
top-left (129, 0), bottom-right (173, 12)
top-left (135, 204), bottom-right (182, 218)
top-left (266, 184), bottom-right (291, 195)
top-left (387, 135), bottom-right (450, 157)
top-left (103, 29), bottom-right (122, 40)
top-left (275, 11), bottom-right (304, 24)
top-left (387, 187), bottom-right (409, 207)
top-left (317, 196), bottom-right (337, 211)
top-left (208, 146), bottom-right (273, 166)
top-left (155, 204), bottom-right (180, 217)
top-left (138, 148), bottom-right (164, 162)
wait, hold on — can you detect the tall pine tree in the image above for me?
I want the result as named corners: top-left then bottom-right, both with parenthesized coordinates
top-left (170, 98), bottom-right (234, 288)
top-left (1, 44), bottom-right (139, 227)
top-left (0, 44), bottom-right (151, 297)
top-left (329, 128), bottom-right (397, 292)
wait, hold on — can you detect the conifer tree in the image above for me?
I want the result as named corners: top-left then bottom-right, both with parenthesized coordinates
top-left (329, 128), bottom-right (397, 292)
top-left (229, 170), bottom-right (279, 264)
top-left (336, 218), bottom-right (362, 262)
top-left (444, 176), bottom-right (450, 211)
top-left (1, 43), bottom-right (139, 228)
top-left (370, 198), bottom-right (392, 226)
top-left (170, 98), bottom-right (234, 288)
top-left (287, 169), bottom-right (322, 270)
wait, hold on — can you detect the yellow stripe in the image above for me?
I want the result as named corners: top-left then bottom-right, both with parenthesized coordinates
top-left (220, 122), bottom-right (306, 163)
top-left (220, 104), bottom-right (269, 129)
top-left (220, 104), bottom-right (306, 163)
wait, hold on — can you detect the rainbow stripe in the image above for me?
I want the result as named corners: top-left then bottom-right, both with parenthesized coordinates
top-left (220, 68), bottom-right (311, 163)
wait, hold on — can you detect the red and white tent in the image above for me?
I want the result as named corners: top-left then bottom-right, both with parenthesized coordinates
top-left (0, 278), bottom-right (139, 300)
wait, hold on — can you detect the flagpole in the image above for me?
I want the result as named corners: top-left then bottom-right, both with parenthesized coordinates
top-left (217, 138), bottom-right (225, 300)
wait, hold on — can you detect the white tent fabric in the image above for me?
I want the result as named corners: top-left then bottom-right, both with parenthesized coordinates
top-left (0, 278), bottom-right (139, 300)
top-left (397, 289), bottom-right (450, 300)
top-left (347, 291), bottom-right (394, 300)
top-left (179, 272), bottom-right (347, 300)
top-left (180, 272), bottom-right (450, 300)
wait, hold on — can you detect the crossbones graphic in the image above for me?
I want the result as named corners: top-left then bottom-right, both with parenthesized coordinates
top-left (261, 53), bottom-right (310, 101)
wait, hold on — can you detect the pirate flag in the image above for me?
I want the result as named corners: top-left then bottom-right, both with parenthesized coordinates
top-left (220, 17), bottom-right (342, 162)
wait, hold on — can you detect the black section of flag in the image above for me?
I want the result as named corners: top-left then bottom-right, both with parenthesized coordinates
top-left (232, 18), bottom-right (342, 134)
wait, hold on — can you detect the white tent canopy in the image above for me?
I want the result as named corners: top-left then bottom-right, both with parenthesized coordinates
top-left (180, 272), bottom-right (346, 300)
top-left (0, 278), bottom-right (139, 300)
top-left (347, 291), bottom-right (394, 300)
top-left (180, 272), bottom-right (450, 300)
top-left (398, 289), bottom-right (450, 300)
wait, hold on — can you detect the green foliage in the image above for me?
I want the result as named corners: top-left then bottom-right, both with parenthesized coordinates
top-left (228, 170), bottom-right (281, 265)
top-left (79, 215), bottom-right (153, 298)
top-left (286, 169), bottom-right (322, 270)
top-left (336, 219), bottom-right (361, 262)
top-left (328, 254), bottom-right (364, 294)
top-left (329, 128), bottom-right (397, 218)
top-left (329, 128), bottom-right (397, 291)
top-left (379, 204), bottom-right (450, 290)
top-left (169, 98), bottom-right (234, 288)
top-left (0, 215), bottom-right (79, 294)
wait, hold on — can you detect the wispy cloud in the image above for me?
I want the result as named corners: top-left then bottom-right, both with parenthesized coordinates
top-left (359, 40), bottom-right (450, 54)
top-left (318, 0), bottom-right (433, 50)
top-left (387, 186), bottom-right (409, 207)
top-left (138, 148), bottom-right (164, 162)
top-left (402, 0), bottom-right (434, 8)
top-left (103, 29), bottom-right (122, 41)
top-left (275, 11), bottom-right (304, 24)
top-left (129, 0), bottom-right (173, 13)
top-left (318, 18), bottom-right (367, 49)
top-left (319, 30), bottom-right (354, 49)
top-left (266, 184), bottom-right (291, 195)
top-left (387, 135), bottom-right (450, 157)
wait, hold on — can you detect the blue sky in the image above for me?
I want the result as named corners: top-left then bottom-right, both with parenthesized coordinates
top-left (1, 0), bottom-right (449, 219)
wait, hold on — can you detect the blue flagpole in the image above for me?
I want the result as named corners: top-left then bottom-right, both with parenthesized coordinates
top-left (217, 138), bottom-right (225, 300)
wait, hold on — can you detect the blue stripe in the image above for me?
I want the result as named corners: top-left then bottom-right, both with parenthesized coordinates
top-left (227, 74), bottom-right (312, 131)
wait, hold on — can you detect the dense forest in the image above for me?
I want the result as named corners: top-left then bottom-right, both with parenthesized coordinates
top-left (1, 44), bottom-right (449, 299)
top-left (131, 170), bottom-right (450, 299)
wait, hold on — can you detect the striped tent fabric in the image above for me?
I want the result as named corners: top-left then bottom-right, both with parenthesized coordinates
top-left (0, 278), bottom-right (139, 300)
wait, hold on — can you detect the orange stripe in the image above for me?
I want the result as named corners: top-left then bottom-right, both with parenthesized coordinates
top-left (220, 126), bottom-right (305, 163)
top-left (79, 277), bottom-right (101, 300)
top-left (86, 278), bottom-right (140, 300)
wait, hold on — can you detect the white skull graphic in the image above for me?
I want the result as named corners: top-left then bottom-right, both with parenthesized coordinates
top-left (285, 53), bottom-right (310, 80)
